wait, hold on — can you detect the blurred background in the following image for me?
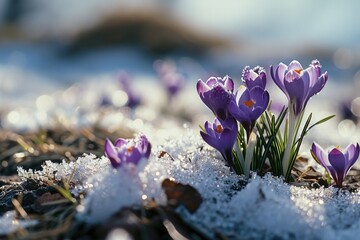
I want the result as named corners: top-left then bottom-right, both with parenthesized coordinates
top-left (1, 0), bottom-right (360, 131)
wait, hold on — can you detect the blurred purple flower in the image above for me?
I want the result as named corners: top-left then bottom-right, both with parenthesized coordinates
top-left (228, 86), bottom-right (269, 136)
top-left (200, 117), bottom-right (238, 169)
top-left (117, 72), bottom-right (141, 108)
top-left (270, 59), bottom-right (328, 115)
top-left (311, 142), bottom-right (360, 188)
top-left (197, 76), bottom-right (234, 120)
top-left (154, 60), bottom-right (184, 97)
top-left (161, 72), bottom-right (185, 96)
top-left (242, 66), bottom-right (266, 90)
top-left (104, 133), bottom-right (151, 169)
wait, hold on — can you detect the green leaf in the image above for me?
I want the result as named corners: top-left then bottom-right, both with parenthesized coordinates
top-left (307, 114), bottom-right (335, 132)
top-left (48, 181), bottom-right (77, 204)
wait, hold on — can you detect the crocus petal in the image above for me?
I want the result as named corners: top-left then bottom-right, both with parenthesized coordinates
top-left (200, 131), bottom-right (219, 151)
top-left (126, 148), bottom-right (143, 165)
top-left (237, 88), bottom-right (251, 107)
top-left (104, 138), bottom-right (122, 168)
top-left (306, 66), bottom-right (319, 86)
top-left (249, 70), bottom-right (258, 80)
top-left (221, 128), bottom-right (238, 152)
top-left (204, 86), bottom-right (232, 120)
top-left (135, 134), bottom-right (151, 156)
top-left (328, 148), bottom-right (347, 186)
top-left (223, 75), bottom-right (234, 92)
top-left (114, 138), bottom-right (127, 148)
top-left (144, 143), bottom-right (152, 159)
top-left (196, 79), bottom-right (211, 95)
top-left (228, 100), bottom-right (249, 122)
top-left (284, 76), bottom-right (306, 115)
top-left (271, 64), bottom-right (287, 93)
top-left (206, 77), bottom-right (218, 87)
top-left (204, 121), bottom-right (213, 134)
top-left (344, 143), bottom-right (360, 170)
top-left (311, 142), bottom-right (327, 165)
top-left (287, 60), bottom-right (303, 71)
top-left (308, 72), bottom-right (328, 98)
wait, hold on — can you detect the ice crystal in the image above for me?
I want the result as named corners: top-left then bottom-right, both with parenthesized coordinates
top-left (17, 154), bottom-right (110, 196)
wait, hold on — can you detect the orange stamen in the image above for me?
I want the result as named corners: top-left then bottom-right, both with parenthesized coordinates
top-left (215, 125), bottom-right (223, 133)
top-left (244, 100), bottom-right (255, 108)
top-left (127, 147), bottom-right (134, 153)
top-left (294, 69), bottom-right (302, 74)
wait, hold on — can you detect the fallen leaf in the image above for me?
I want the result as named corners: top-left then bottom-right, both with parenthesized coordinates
top-left (161, 178), bottom-right (202, 213)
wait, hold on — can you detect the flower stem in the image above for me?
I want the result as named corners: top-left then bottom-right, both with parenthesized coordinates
top-left (282, 105), bottom-right (298, 177)
top-left (244, 127), bottom-right (257, 178)
top-left (234, 138), bottom-right (245, 174)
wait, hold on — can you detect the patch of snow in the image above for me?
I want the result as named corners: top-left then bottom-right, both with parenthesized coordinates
top-left (15, 125), bottom-right (360, 239)
top-left (77, 168), bottom-right (144, 224)
top-left (0, 211), bottom-right (38, 236)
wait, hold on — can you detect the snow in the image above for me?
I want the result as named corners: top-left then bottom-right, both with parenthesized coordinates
top-left (3, 57), bottom-right (360, 239)
top-left (0, 211), bottom-right (37, 236)
top-left (13, 124), bottom-right (360, 239)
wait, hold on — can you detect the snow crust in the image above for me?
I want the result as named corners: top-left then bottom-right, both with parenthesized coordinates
top-left (14, 126), bottom-right (360, 239)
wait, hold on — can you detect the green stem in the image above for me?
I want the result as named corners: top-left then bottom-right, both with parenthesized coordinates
top-left (282, 105), bottom-right (298, 177)
top-left (234, 138), bottom-right (245, 172)
top-left (244, 127), bottom-right (257, 178)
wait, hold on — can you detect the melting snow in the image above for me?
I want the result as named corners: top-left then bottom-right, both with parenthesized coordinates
top-left (0, 211), bottom-right (38, 235)
top-left (14, 126), bottom-right (360, 239)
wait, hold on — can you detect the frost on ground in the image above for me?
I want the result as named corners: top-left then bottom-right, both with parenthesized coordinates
top-left (14, 126), bottom-right (360, 240)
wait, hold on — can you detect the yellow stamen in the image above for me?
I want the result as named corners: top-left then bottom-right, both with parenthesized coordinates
top-left (244, 100), bottom-right (255, 108)
top-left (215, 125), bottom-right (223, 133)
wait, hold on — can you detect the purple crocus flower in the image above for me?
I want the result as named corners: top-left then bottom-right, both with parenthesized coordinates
top-left (161, 72), bottom-right (184, 97)
top-left (197, 76), bottom-right (234, 120)
top-left (242, 66), bottom-right (266, 90)
top-left (154, 59), bottom-right (184, 97)
top-left (270, 60), bottom-right (328, 115)
top-left (228, 86), bottom-right (269, 136)
top-left (311, 142), bottom-right (360, 188)
top-left (117, 72), bottom-right (141, 108)
top-left (200, 117), bottom-right (238, 169)
top-left (104, 133), bottom-right (151, 169)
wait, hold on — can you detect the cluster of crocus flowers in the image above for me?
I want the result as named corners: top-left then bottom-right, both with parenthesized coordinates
top-left (311, 143), bottom-right (360, 188)
top-left (197, 59), bottom-right (341, 184)
top-left (104, 133), bottom-right (151, 171)
top-left (197, 67), bottom-right (270, 177)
